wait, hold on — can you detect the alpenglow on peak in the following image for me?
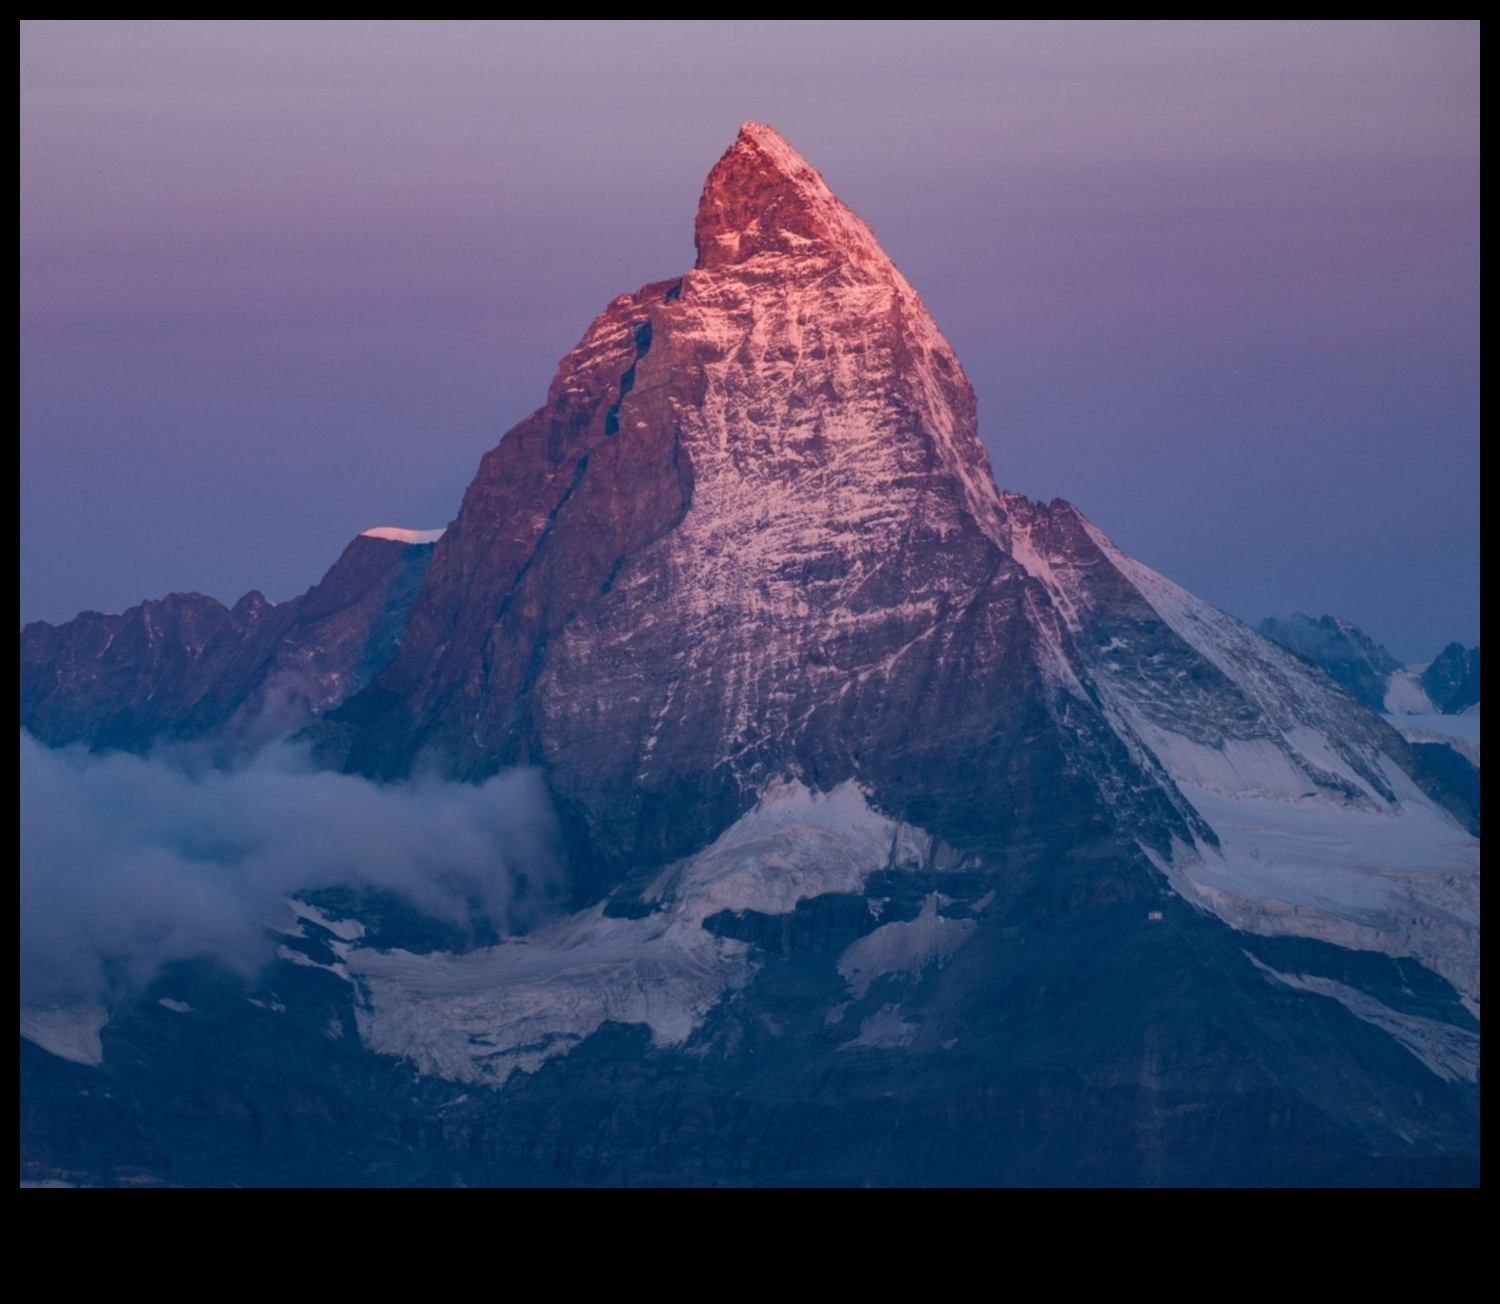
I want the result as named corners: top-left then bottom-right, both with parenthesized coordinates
top-left (694, 122), bottom-right (896, 278)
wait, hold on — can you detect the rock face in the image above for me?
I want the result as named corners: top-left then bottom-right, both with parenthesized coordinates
top-left (321, 124), bottom-right (1052, 882)
top-left (21, 532), bottom-right (436, 752)
top-left (20, 125), bottom-right (1479, 1186)
top-left (316, 125), bottom-right (1469, 899)
top-left (1423, 642), bottom-right (1481, 714)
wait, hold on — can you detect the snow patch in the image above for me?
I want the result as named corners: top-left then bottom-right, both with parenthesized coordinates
top-left (287, 898), bottom-right (366, 941)
top-left (1383, 670), bottom-right (1435, 715)
top-left (838, 894), bottom-right (976, 999)
top-left (1246, 954), bottom-right (1478, 1083)
top-left (841, 1004), bottom-right (917, 1050)
top-left (360, 526), bottom-right (445, 545)
top-left (20, 1001), bottom-right (109, 1066)
top-left (649, 779), bottom-right (932, 920)
top-left (277, 943), bottom-right (352, 982)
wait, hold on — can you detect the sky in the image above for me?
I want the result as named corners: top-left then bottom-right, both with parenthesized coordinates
top-left (20, 21), bottom-right (1479, 662)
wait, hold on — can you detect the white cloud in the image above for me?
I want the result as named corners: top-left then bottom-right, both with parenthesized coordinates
top-left (19, 730), bottom-right (560, 1005)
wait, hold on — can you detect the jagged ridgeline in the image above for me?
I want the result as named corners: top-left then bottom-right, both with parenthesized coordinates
top-left (21, 125), bottom-right (1478, 1187)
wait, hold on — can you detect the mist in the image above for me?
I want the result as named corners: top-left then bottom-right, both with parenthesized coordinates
top-left (19, 730), bottom-right (561, 1007)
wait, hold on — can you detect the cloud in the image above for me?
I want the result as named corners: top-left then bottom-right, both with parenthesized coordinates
top-left (19, 730), bottom-right (561, 1007)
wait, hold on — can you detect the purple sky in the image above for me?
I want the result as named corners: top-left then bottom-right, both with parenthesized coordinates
top-left (20, 21), bottom-right (1478, 661)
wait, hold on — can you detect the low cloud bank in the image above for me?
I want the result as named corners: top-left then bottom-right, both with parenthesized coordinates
top-left (20, 731), bottom-right (561, 1006)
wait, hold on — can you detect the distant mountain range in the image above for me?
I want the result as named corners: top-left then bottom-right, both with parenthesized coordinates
top-left (1258, 612), bottom-right (1480, 716)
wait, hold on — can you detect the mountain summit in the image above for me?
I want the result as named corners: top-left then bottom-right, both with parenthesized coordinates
top-left (696, 122), bottom-right (909, 274)
top-left (21, 125), bottom-right (1479, 1186)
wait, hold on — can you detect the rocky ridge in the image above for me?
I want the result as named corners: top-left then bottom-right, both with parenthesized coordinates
top-left (21, 530), bottom-right (437, 752)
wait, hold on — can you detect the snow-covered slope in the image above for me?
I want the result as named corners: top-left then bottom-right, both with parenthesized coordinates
top-left (1383, 669), bottom-right (1436, 714)
top-left (1385, 710), bottom-right (1480, 766)
top-left (350, 781), bottom-right (955, 1085)
top-left (999, 501), bottom-right (1479, 1005)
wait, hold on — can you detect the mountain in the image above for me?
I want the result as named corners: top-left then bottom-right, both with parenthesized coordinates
top-left (1255, 615), bottom-right (1479, 830)
top-left (1423, 643), bottom-right (1481, 715)
top-left (20, 125), bottom-right (1479, 1187)
top-left (1259, 612), bottom-right (1481, 718)
top-left (1257, 613), bottom-right (1405, 712)
top-left (21, 528), bottom-right (438, 753)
